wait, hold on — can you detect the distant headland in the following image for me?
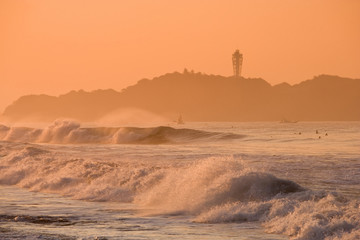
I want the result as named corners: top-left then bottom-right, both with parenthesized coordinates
top-left (2, 72), bottom-right (360, 122)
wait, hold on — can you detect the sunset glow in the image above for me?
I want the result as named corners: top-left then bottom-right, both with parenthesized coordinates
top-left (1, 0), bottom-right (360, 111)
top-left (1, 2), bottom-right (359, 239)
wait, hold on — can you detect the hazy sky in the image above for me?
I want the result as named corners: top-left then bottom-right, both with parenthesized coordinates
top-left (1, 0), bottom-right (360, 112)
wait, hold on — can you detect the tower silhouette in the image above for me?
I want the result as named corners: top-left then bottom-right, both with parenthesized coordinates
top-left (232, 50), bottom-right (243, 77)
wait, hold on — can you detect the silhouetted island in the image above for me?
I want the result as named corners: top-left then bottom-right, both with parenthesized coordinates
top-left (2, 72), bottom-right (360, 122)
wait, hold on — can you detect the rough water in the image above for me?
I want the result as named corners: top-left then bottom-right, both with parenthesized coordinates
top-left (0, 121), bottom-right (359, 240)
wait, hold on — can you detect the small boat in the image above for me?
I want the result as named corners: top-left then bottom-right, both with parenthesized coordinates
top-left (177, 115), bottom-right (184, 124)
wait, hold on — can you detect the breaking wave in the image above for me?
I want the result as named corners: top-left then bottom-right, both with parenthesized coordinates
top-left (0, 120), bottom-right (243, 144)
top-left (0, 145), bottom-right (359, 240)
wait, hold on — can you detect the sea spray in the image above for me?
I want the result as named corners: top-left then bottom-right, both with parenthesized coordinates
top-left (134, 157), bottom-right (303, 215)
top-left (0, 119), bottom-right (243, 144)
top-left (195, 191), bottom-right (360, 239)
top-left (1, 146), bottom-right (358, 240)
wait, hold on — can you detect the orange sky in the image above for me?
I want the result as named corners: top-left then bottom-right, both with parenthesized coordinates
top-left (1, 0), bottom-right (360, 112)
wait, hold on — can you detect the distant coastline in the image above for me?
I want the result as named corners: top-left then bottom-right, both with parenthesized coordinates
top-left (2, 72), bottom-right (360, 122)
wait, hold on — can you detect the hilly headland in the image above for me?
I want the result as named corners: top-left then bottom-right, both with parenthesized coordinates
top-left (2, 72), bottom-right (360, 122)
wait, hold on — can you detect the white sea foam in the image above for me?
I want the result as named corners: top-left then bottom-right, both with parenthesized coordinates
top-left (0, 119), bottom-right (242, 144)
top-left (0, 143), bottom-right (358, 240)
top-left (195, 191), bottom-right (360, 240)
top-left (38, 119), bottom-right (81, 143)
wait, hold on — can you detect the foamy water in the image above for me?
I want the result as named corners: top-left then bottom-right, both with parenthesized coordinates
top-left (0, 121), bottom-right (359, 239)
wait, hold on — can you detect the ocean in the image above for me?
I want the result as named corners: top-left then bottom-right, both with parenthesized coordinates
top-left (0, 121), bottom-right (359, 240)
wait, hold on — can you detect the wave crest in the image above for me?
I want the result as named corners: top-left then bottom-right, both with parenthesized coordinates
top-left (0, 120), bottom-right (243, 144)
top-left (0, 143), bottom-right (359, 240)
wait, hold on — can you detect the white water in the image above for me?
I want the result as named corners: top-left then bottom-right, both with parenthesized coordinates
top-left (0, 121), bottom-right (359, 239)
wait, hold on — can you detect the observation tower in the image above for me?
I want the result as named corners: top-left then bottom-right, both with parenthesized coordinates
top-left (232, 50), bottom-right (243, 77)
